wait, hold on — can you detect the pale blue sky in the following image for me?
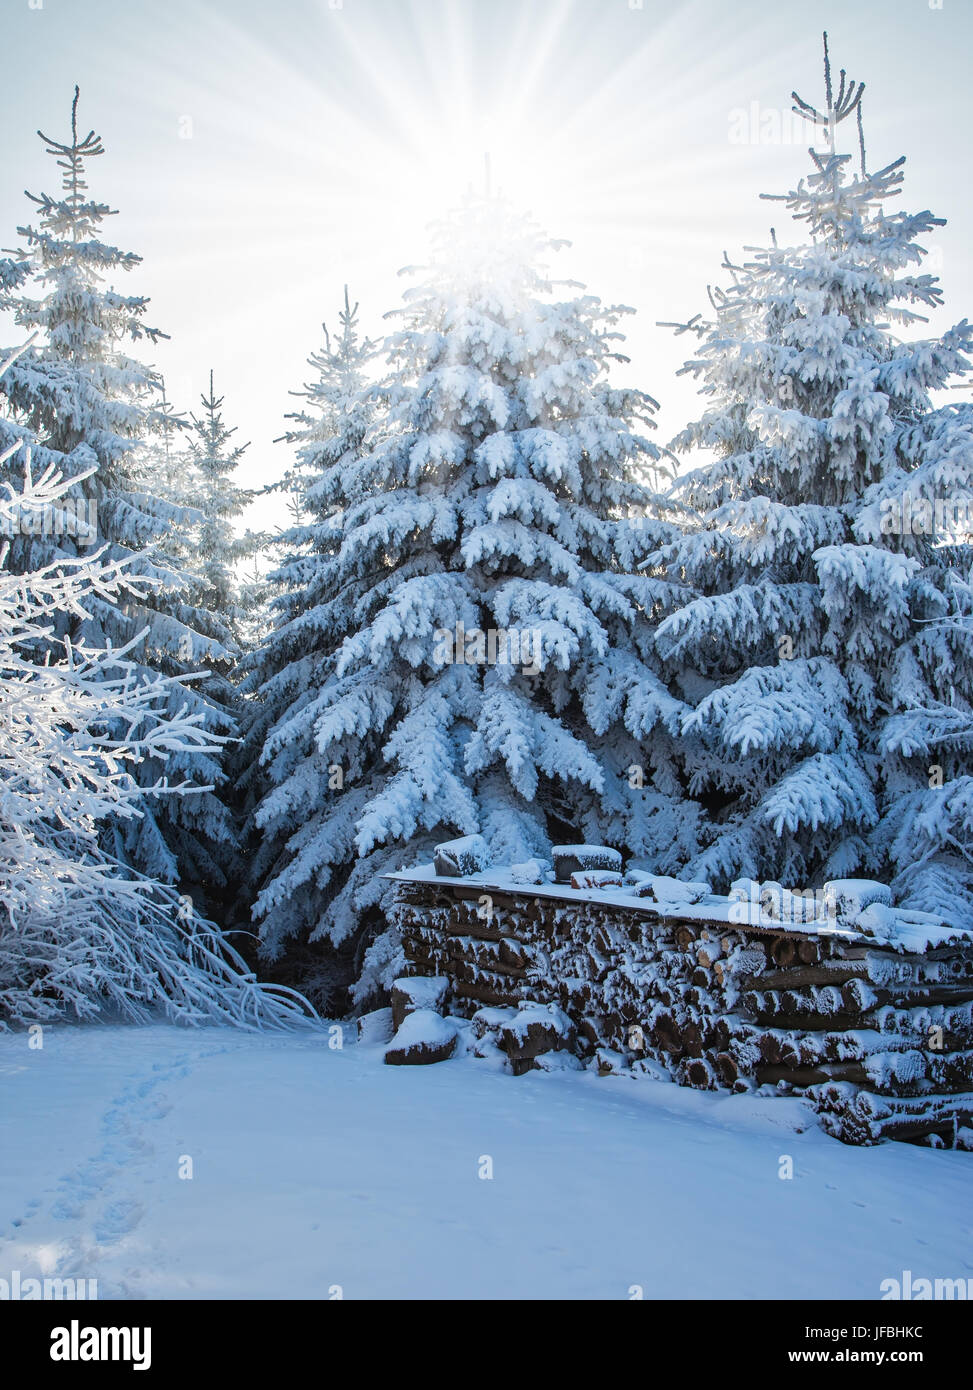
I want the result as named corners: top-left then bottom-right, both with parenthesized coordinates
top-left (2, 0), bottom-right (970, 505)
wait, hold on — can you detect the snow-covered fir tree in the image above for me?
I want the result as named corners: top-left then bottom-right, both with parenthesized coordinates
top-left (0, 239), bottom-right (87, 575)
top-left (141, 378), bottom-right (191, 522)
top-left (238, 287), bottom-right (382, 1005)
top-left (132, 370), bottom-right (265, 902)
top-left (646, 37), bottom-right (973, 919)
top-left (0, 89), bottom-right (239, 901)
top-left (182, 371), bottom-right (262, 646)
top-left (3, 90), bottom-right (174, 566)
top-left (236, 554), bottom-right (273, 653)
top-left (244, 207), bottom-right (678, 1009)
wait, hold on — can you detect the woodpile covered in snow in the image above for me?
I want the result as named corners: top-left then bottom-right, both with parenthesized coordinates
top-left (386, 844), bottom-right (973, 1146)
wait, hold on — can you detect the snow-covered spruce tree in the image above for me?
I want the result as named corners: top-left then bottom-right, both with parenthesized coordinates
top-left (238, 287), bottom-right (384, 1005)
top-left (0, 422), bottom-right (314, 1029)
top-left (2, 90), bottom-right (175, 569)
top-left (122, 374), bottom-right (261, 903)
top-left (234, 554), bottom-right (272, 653)
top-left (245, 206), bottom-right (680, 1009)
top-left (140, 378), bottom-right (191, 525)
top-left (181, 371), bottom-right (262, 647)
top-left (0, 249), bottom-right (83, 576)
top-left (646, 37), bottom-right (973, 918)
top-left (0, 89), bottom-right (239, 899)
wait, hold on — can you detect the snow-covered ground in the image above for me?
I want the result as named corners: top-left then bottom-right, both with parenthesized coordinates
top-left (1, 1022), bottom-right (969, 1300)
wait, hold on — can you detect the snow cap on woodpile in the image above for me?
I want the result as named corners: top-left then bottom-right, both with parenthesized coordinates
top-left (392, 855), bottom-right (972, 955)
top-left (509, 858), bottom-right (547, 885)
top-left (384, 1009), bottom-right (458, 1066)
top-left (628, 871), bottom-right (711, 907)
top-left (433, 835), bottom-right (489, 877)
top-left (391, 975), bottom-right (449, 1029)
top-left (552, 845), bottom-right (623, 882)
top-left (824, 880), bottom-right (892, 923)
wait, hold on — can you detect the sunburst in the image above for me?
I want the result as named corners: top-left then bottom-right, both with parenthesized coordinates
top-left (0, 0), bottom-right (966, 513)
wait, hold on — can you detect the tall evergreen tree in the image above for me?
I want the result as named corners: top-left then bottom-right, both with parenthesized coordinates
top-left (239, 288), bottom-right (381, 1006)
top-left (646, 37), bottom-right (973, 919)
top-left (0, 88), bottom-right (238, 896)
top-left (183, 371), bottom-right (261, 645)
top-left (140, 378), bottom-right (191, 526)
top-left (245, 205), bottom-right (676, 1009)
top-left (236, 553), bottom-right (273, 654)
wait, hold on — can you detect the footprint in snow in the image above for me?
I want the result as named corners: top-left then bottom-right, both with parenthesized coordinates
top-left (50, 1198), bottom-right (84, 1221)
top-left (94, 1199), bottom-right (143, 1244)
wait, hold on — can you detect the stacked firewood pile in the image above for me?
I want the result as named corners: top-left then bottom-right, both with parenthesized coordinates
top-left (388, 851), bottom-right (973, 1146)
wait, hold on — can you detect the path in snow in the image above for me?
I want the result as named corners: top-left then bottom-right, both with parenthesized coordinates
top-left (0, 1023), bottom-right (969, 1299)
